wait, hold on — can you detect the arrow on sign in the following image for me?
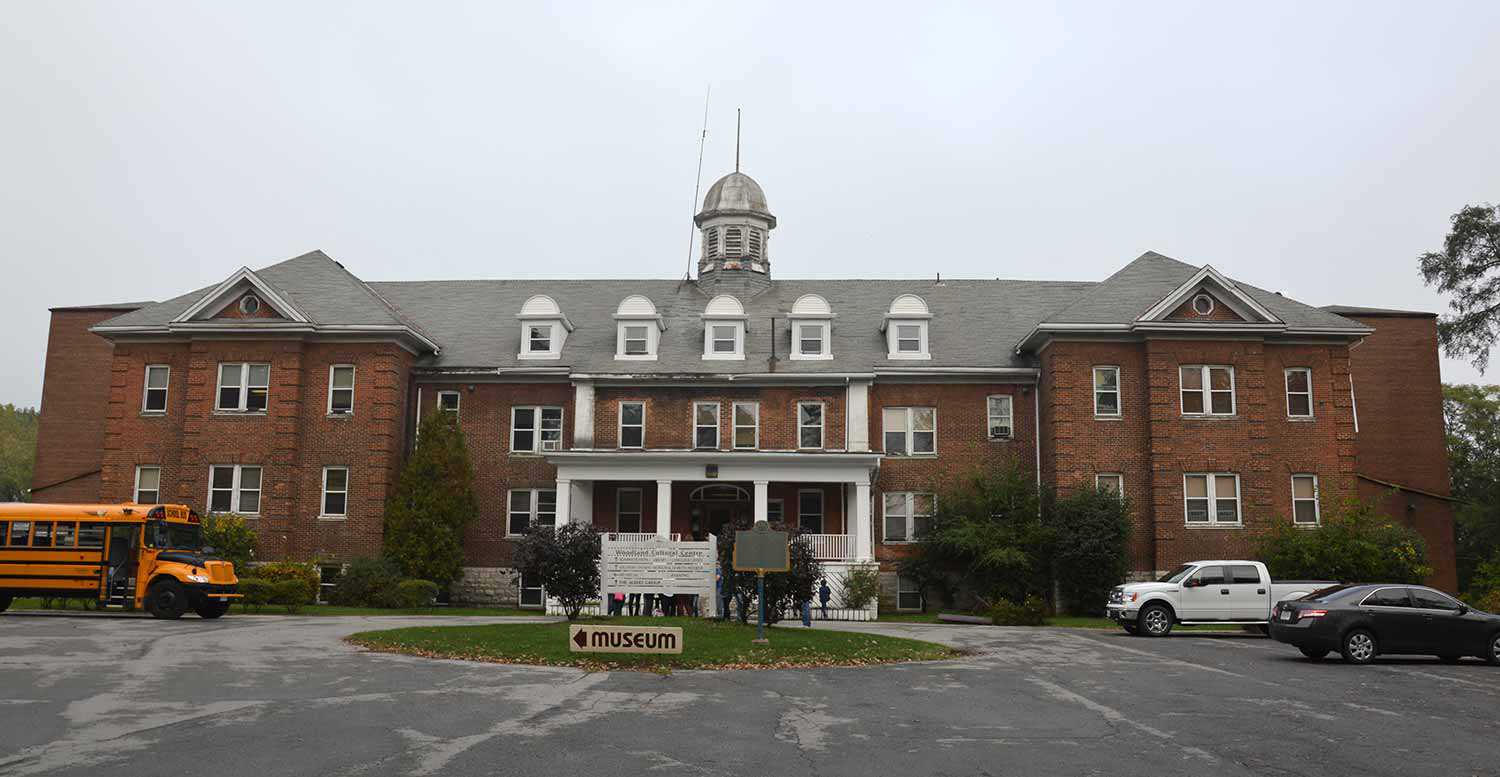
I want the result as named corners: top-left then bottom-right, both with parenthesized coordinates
top-left (573, 628), bottom-right (588, 648)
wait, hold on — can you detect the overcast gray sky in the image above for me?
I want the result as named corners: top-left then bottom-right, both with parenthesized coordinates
top-left (3, 2), bottom-right (1498, 408)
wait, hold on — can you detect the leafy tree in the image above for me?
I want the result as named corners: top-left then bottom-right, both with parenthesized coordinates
top-left (201, 512), bottom-right (257, 571)
top-left (1050, 485), bottom-right (1131, 616)
top-left (913, 463), bottom-right (1051, 608)
top-left (1259, 498), bottom-right (1432, 584)
top-left (383, 412), bottom-right (478, 590)
top-left (0, 404), bottom-right (39, 501)
top-left (1442, 383), bottom-right (1500, 591)
top-left (513, 522), bottom-right (600, 620)
top-left (1419, 203), bottom-right (1500, 370)
top-left (716, 522), bottom-right (822, 624)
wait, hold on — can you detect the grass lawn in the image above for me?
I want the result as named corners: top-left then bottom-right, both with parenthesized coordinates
top-left (347, 616), bottom-right (958, 671)
top-left (8, 598), bottom-right (533, 618)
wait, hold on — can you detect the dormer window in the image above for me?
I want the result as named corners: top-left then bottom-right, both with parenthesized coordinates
top-left (882, 294), bottom-right (931, 360)
top-left (788, 294), bottom-right (834, 361)
top-left (517, 295), bottom-right (572, 360)
top-left (701, 295), bottom-right (747, 360)
top-left (614, 295), bottom-right (664, 360)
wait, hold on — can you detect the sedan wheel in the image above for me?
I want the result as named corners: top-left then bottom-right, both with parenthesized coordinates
top-left (1341, 629), bottom-right (1377, 665)
top-left (1139, 604), bottom-right (1173, 637)
top-left (1299, 646), bottom-right (1329, 660)
top-left (1486, 634), bottom-right (1500, 666)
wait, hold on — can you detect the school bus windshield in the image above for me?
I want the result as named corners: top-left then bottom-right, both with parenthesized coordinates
top-left (147, 520), bottom-right (203, 552)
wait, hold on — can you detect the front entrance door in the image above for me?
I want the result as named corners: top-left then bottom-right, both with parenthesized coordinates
top-left (688, 483), bottom-right (752, 541)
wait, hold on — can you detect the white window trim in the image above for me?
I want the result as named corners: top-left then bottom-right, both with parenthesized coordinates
top-left (987, 395), bottom-right (1013, 440)
top-left (142, 365), bottom-right (170, 414)
top-left (319, 466), bottom-right (349, 519)
top-left (766, 498), bottom-right (785, 522)
top-left (1191, 293), bottom-right (1216, 316)
top-left (511, 406), bottom-right (565, 453)
top-left (1292, 474), bottom-right (1320, 526)
top-left (885, 321), bottom-right (931, 360)
top-left (1093, 366), bottom-right (1121, 418)
top-left (702, 321), bottom-right (746, 361)
top-left (327, 364), bottom-right (355, 416)
top-left (518, 321), bottom-right (563, 360)
top-left (1183, 473), bottom-right (1241, 526)
top-left (616, 487), bottom-right (644, 533)
top-left (895, 574), bottom-right (924, 612)
top-left (797, 401), bottom-right (825, 450)
top-left (618, 401), bottom-right (646, 449)
top-left (615, 323), bottom-right (659, 360)
top-left (790, 321), bottom-right (833, 361)
top-left (208, 464), bottom-right (263, 516)
top-left (693, 401), bottom-right (720, 450)
top-left (215, 362), bottom-right (270, 413)
top-left (732, 402), bottom-right (760, 450)
top-left (437, 390), bottom-right (461, 415)
top-left (883, 407), bottom-right (937, 457)
top-left (1095, 473), bottom-right (1124, 497)
top-left (1285, 367), bottom-right (1314, 419)
top-left (506, 487), bottom-right (559, 536)
top-left (133, 465), bottom-right (161, 504)
top-left (1179, 365), bottom-right (1236, 417)
top-left (796, 488), bottom-right (825, 533)
top-left (882, 491), bottom-right (935, 544)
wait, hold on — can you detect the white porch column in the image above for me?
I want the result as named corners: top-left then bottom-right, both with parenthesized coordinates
top-left (656, 480), bottom-right (672, 538)
top-left (854, 481), bottom-right (873, 561)
top-left (570, 480), bottom-right (592, 525)
top-left (555, 479), bottom-right (573, 524)
top-left (753, 480), bottom-right (769, 523)
top-left (572, 381), bottom-right (595, 448)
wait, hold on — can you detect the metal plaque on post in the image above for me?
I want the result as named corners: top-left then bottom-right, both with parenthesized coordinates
top-left (732, 521), bottom-right (789, 573)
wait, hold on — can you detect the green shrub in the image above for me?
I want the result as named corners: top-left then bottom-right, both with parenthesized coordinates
top-left (238, 578), bottom-right (275, 613)
top-left (268, 579), bottom-right (309, 613)
top-left (514, 523), bottom-right (602, 620)
top-left (835, 564), bottom-right (881, 611)
top-left (1473, 589), bottom-right (1500, 614)
top-left (989, 595), bottom-right (1047, 626)
top-left (202, 512), bottom-right (257, 571)
top-left (1259, 498), bottom-right (1432, 584)
top-left (390, 579), bottom-right (440, 609)
top-left (1050, 484), bottom-right (1131, 615)
top-left (329, 557), bottom-right (404, 607)
top-left (250, 561), bottom-right (320, 604)
top-left (1466, 553), bottom-right (1500, 602)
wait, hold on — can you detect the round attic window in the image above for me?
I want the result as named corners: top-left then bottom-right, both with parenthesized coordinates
top-left (239, 295), bottom-right (261, 315)
top-left (1191, 294), bottom-right (1215, 316)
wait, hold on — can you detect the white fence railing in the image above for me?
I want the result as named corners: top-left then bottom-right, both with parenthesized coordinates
top-left (608, 532), bottom-right (682, 542)
top-left (797, 534), bottom-right (849, 561)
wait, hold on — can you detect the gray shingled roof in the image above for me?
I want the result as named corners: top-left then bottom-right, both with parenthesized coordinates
top-left (1321, 304), bottom-right (1437, 318)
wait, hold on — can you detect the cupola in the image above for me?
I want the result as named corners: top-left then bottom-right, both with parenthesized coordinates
top-left (695, 171), bottom-right (776, 278)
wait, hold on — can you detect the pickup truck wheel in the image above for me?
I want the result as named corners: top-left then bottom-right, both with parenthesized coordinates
top-left (1121, 624), bottom-right (1139, 635)
top-left (1139, 604), bottom-right (1173, 637)
top-left (1298, 647), bottom-right (1328, 660)
top-left (1340, 629), bottom-right (1377, 664)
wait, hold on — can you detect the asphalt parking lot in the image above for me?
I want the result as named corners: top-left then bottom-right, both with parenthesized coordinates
top-left (1, 613), bottom-right (1497, 777)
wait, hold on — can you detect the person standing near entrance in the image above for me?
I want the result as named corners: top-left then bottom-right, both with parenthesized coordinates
top-left (818, 578), bottom-right (832, 620)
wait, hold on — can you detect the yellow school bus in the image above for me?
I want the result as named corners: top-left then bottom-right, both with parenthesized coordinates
top-left (0, 503), bottom-right (240, 619)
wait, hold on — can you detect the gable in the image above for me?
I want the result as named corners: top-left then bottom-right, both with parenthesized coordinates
top-left (207, 283), bottom-right (289, 320)
top-left (1164, 290), bottom-right (1248, 323)
top-left (1136, 265), bottom-right (1281, 325)
top-left (171, 267), bottom-right (310, 325)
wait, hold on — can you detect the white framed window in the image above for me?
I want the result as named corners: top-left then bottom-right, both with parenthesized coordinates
top-left (987, 395), bottom-right (1013, 439)
top-left (526, 323), bottom-right (553, 354)
top-left (1180, 365), bottom-right (1235, 416)
top-left (327, 365), bottom-right (355, 415)
top-left (793, 322), bottom-right (831, 359)
top-left (1184, 473), bottom-right (1240, 525)
top-left (208, 464), bottom-right (262, 515)
top-left (1093, 366), bottom-right (1120, 417)
top-left (797, 489), bottom-right (824, 533)
top-left (616, 488), bottom-right (643, 533)
top-left (694, 402), bottom-right (720, 449)
top-left (216, 362), bottom-right (270, 412)
top-left (702, 323), bottom-right (744, 359)
top-left (1285, 368), bottom-right (1313, 418)
top-left (619, 401), bottom-right (645, 449)
top-left (884, 295), bottom-right (932, 359)
top-left (1292, 474), bottom-right (1320, 525)
top-left (321, 467), bottom-right (348, 518)
top-left (437, 391), bottom-right (460, 415)
top-left (798, 402), bottom-right (825, 449)
top-left (239, 294), bottom-right (261, 315)
top-left (891, 323), bottom-right (929, 359)
top-left (134, 465), bottom-right (161, 504)
top-left (1191, 293), bottom-right (1215, 316)
top-left (512, 406), bottom-right (564, 452)
top-left (508, 488), bottom-right (558, 535)
top-left (614, 296), bottom-right (661, 360)
top-left (617, 324), bottom-right (656, 359)
top-left (896, 574), bottom-right (923, 611)
top-left (1096, 473), bottom-right (1123, 496)
top-left (766, 499), bottom-right (785, 522)
top-left (883, 492), bottom-right (934, 543)
top-left (882, 407), bottom-right (936, 456)
top-left (732, 402), bottom-right (759, 449)
top-left (142, 365), bottom-right (170, 413)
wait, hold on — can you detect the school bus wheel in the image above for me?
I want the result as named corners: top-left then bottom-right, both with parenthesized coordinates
top-left (146, 579), bottom-right (188, 620)
top-left (0, 594), bottom-right (12, 614)
top-left (196, 600), bottom-right (230, 619)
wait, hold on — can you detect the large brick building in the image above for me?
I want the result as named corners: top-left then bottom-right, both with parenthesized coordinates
top-left (29, 170), bottom-right (1458, 607)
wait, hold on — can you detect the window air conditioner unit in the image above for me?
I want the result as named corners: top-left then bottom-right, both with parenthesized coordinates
top-left (541, 439), bottom-right (561, 452)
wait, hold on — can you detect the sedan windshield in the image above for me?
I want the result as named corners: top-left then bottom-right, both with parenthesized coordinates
top-left (1158, 565), bottom-right (1195, 584)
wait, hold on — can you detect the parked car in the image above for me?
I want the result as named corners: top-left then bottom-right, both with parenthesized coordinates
top-left (1106, 560), bottom-right (1334, 637)
top-left (1270, 584), bottom-right (1500, 665)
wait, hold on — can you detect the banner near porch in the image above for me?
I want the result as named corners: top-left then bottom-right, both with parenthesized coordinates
top-left (569, 624), bottom-right (684, 654)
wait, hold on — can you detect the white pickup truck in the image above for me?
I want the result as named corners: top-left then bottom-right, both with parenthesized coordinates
top-left (1106, 560), bottom-right (1334, 637)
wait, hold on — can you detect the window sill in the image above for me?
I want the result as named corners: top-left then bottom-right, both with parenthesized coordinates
top-left (326, 413), bottom-right (353, 420)
top-left (1093, 415), bottom-right (1123, 421)
top-left (987, 436), bottom-right (1014, 442)
top-left (883, 453), bottom-right (938, 459)
top-left (1286, 416), bottom-right (1316, 422)
top-left (140, 411), bottom-right (167, 417)
top-left (517, 352), bottom-right (562, 360)
top-left (1293, 522), bottom-right (1321, 529)
top-left (614, 354), bottom-right (658, 361)
top-left (1183, 522), bottom-right (1243, 529)
top-left (789, 353), bottom-right (834, 361)
top-left (1180, 414), bottom-right (1238, 421)
top-left (213, 411), bottom-right (269, 417)
top-left (701, 354), bottom-right (745, 361)
top-left (316, 515), bottom-right (347, 522)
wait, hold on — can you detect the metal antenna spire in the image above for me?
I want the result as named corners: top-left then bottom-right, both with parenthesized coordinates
top-left (685, 86), bottom-right (712, 281)
top-left (735, 108), bottom-right (741, 172)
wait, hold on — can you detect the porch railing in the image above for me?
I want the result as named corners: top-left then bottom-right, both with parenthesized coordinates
top-left (797, 533), bottom-right (850, 561)
top-left (608, 532), bottom-right (682, 542)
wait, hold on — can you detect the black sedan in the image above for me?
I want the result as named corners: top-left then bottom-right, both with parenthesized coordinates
top-left (1270, 584), bottom-right (1500, 665)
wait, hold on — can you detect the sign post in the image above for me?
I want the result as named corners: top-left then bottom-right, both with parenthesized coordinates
top-left (732, 521), bottom-right (789, 645)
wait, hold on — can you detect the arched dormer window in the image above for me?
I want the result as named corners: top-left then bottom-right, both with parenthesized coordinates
top-left (614, 295), bottom-right (664, 360)
top-left (702, 295), bottom-right (747, 360)
top-left (516, 294), bottom-right (573, 360)
top-left (789, 294), bottom-right (834, 361)
top-left (881, 294), bottom-right (931, 360)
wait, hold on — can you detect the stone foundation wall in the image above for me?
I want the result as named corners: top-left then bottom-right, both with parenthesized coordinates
top-left (451, 566), bottom-right (520, 606)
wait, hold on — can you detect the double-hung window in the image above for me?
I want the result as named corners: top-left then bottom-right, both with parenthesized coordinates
top-left (882, 407), bottom-right (936, 456)
top-left (512, 406), bottom-right (564, 452)
top-left (733, 402), bottom-right (759, 449)
top-left (437, 391), bottom-right (460, 415)
top-left (709, 325), bottom-right (739, 356)
top-left (321, 467), bottom-right (348, 517)
top-left (616, 488), bottom-right (643, 533)
top-left (1093, 366), bottom-right (1120, 417)
top-left (507, 488), bottom-right (558, 535)
top-left (694, 402), bottom-right (720, 449)
top-left (987, 395), bottom-right (1013, 439)
top-left (216, 363), bottom-right (270, 412)
top-left (619, 402), bottom-right (645, 449)
top-left (143, 365), bottom-right (170, 413)
top-left (328, 365), bottom-right (355, 415)
top-left (797, 490), bottom-right (824, 533)
top-left (1291, 474), bottom-right (1319, 525)
top-left (209, 465), bottom-right (262, 515)
top-left (795, 322), bottom-right (829, 358)
top-left (1180, 365), bottom-right (1235, 416)
top-left (134, 465), bottom-right (161, 503)
top-left (1285, 368), bottom-right (1313, 418)
top-left (895, 324), bottom-right (924, 354)
top-left (883, 492), bottom-right (934, 542)
top-left (1184, 473), bottom-right (1240, 525)
top-left (1096, 473), bottom-right (1123, 496)
top-left (527, 324), bottom-right (552, 354)
top-left (798, 402), bottom-right (825, 449)
top-left (622, 325), bottom-right (651, 356)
